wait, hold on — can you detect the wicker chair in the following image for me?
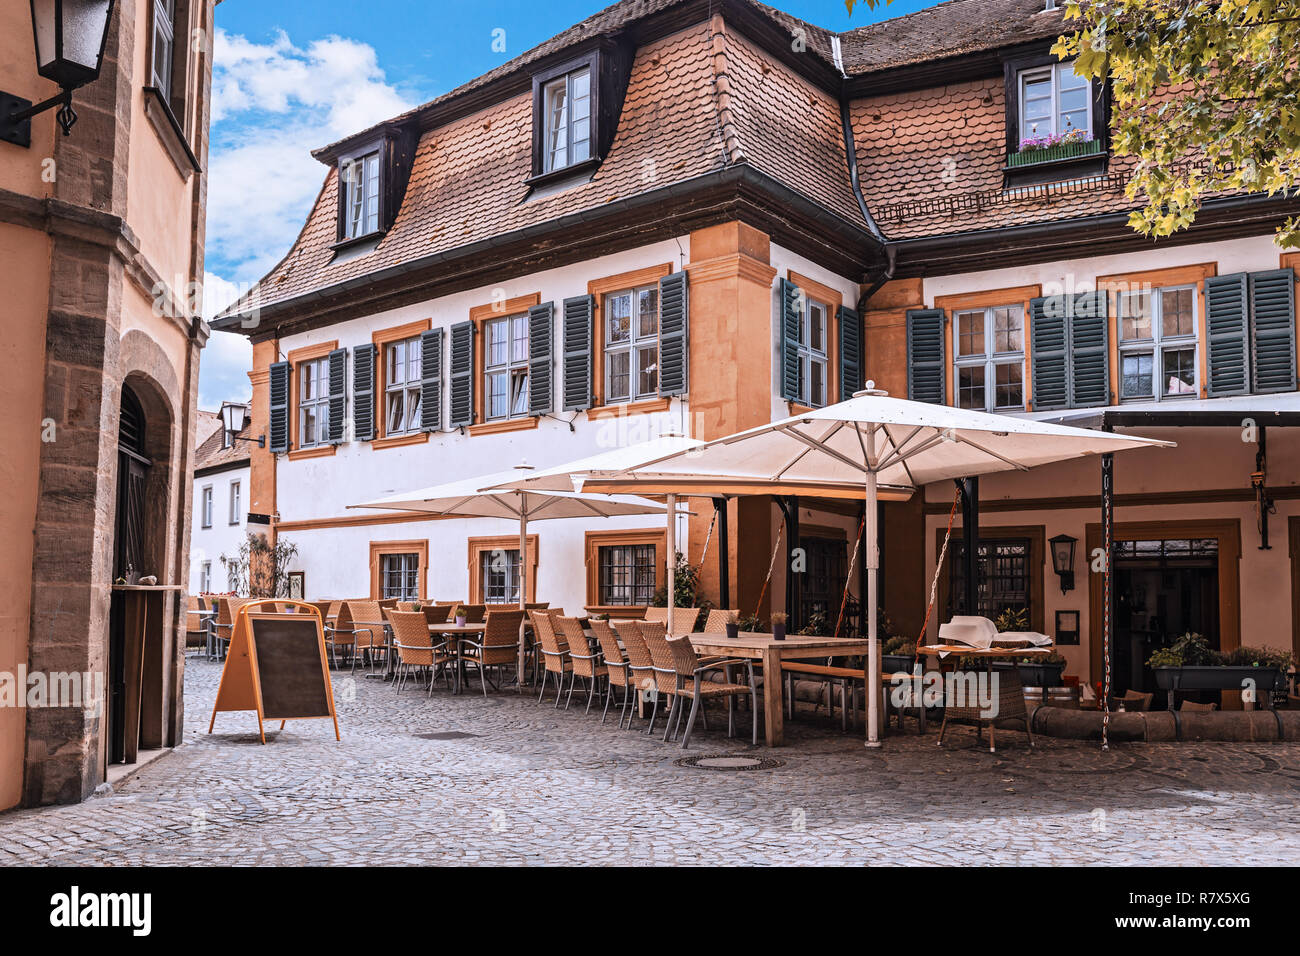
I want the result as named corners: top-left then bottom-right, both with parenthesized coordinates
top-left (555, 616), bottom-right (607, 713)
top-left (531, 610), bottom-right (571, 707)
top-left (614, 621), bottom-right (655, 730)
top-left (386, 609), bottom-right (452, 694)
top-left (703, 609), bottom-right (742, 633)
top-left (330, 601), bottom-right (381, 673)
top-left (637, 621), bottom-right (687, 739)
top-left (667, 636), bottom-right (757, 748)
top-left (378, 598), bottom-right (399, 610)
top-left (396, 601), bottom-right (419, 612)
top-left (185, 595), bottom-right (209, 654)
top-left (421, 603), bottom-right (452, 626)
top-left (590, 619), bottom-right (633, 727)
top-left (459, 608), bottom-right (525, 695)
top-left (456, 604), bottom-right (487, 624)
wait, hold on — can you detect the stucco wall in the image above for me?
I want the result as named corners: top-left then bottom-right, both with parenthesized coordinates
top-left (190, 464), bottom-right (250, 593)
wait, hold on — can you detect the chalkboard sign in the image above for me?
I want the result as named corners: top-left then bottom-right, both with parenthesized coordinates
top-left (209, 601), bottom-right (340, 743)
top-left (250, 615), bottom-right (332, 720)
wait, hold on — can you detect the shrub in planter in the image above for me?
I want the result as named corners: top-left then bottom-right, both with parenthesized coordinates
top-left (1017, 650), bottom-right (1067, 688)
top-left (883, 635), bottom-right (917, 672)
top-left (771, 612), bottom-right (788, 641)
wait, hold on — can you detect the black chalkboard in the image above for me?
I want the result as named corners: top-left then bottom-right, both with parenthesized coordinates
top-left (248, 615), bottom-right (332, 720)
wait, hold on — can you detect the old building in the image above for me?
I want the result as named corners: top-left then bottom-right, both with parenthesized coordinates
top-left (1, 0), bottom-right (216, 808)
top-left (189, 407), bottom-right (252, 595)
top-left (215, 0), bottom-right (1299, 702)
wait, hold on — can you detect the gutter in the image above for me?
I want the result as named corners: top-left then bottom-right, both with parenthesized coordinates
top-left (214, 163), bottom-right (886, 332)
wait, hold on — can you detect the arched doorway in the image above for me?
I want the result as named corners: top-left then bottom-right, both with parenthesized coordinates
top-left (108, 386), bottom-right (153, 765)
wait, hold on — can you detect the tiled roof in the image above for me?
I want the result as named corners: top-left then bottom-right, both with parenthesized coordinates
top-left (840, 0), bottom-right (1067, 75)
top-left (195, 410), bottom-right (252, 473)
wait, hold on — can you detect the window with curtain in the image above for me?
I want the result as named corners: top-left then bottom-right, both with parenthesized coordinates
top-left (385, 336), bottom-right (423, 435)
top-left (1118, 286), bottom-right (1198, 401)
top-left (542, 68), bottom-right (591, 172)
top-left (297, 357), bottom-right (332, 448)
top-left (484, 314), bottom-right (529, 420)
top-left (1018, 61), bottom-right (1092, 144)
top-left (603, 286), bottom-right (659, 404)
top-left (954, 305), bottom-right (1025, 412)
top-left (341, 151), bottom-right (381, 239)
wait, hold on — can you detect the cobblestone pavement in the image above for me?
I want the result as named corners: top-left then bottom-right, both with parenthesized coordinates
top-left (2, 659), bottom-right (1299, 865)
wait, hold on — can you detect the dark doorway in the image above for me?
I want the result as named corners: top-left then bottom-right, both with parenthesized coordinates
top-left (799, 535), bottom-right (847, 634)
top-left (1113, 538), bottom-right (1219, 696)
top-left (108, 386), bottom-right (151, 765)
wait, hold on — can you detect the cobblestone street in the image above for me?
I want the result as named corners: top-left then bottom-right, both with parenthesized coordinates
top-left (2, 659), bottom-right (1299, 866)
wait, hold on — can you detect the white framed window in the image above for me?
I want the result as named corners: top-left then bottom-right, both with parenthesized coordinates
top-left (384, 336), bottom-right (423, 435)
top-left (151, 0), bottom-right (175, 98)
top-left (341, 151), bottom-right (380, 239)
top-left (1018, 61), bottom-right (1092, 144)
top-left (380, 553), bottom-right (420, 601)
top-left (480, 549), bottom-right (521, 604)
top-left (542, 68), bottom-right (591, 173)
top-left (795, 298), bottom-right (830, 408)
top-left (484, 314), bottom-right (529, 421)
top-left (604, 286), bottom-right (659, 403)
top-left (1118, 286), bottom-right (1199, 401)
top-left (228, 480), bottom-right (241, 525)
top-left (954, 305), bottom-right (1025, 412)
top-left (200, 485), bottom-right (212, 529)
top-left (199, 560), bottom-right (211, 593)
top-left (298, 357), bottom-right (332, 448)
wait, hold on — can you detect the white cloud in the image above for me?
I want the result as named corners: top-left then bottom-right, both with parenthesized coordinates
top-left (200, 28), bottom-right (421, 410)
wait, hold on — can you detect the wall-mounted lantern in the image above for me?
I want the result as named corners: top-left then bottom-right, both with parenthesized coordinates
top-left (220, 401), bottom-right (265, 449)
top-left (1049, 533), bottom-right (1077, 593)
top-left (1, 1), bottom-right (117, 147)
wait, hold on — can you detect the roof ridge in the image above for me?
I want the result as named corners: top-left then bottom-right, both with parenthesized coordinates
top-left (708, 14), bottom-right (746, 165)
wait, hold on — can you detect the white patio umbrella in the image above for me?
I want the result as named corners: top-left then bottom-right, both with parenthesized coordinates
top-left (577, 386), bottom-right (1176, 746)
top-left (349, 465), bottom-right (675, 677)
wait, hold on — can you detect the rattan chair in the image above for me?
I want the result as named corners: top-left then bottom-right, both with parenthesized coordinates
top-left (185, 595), bottom-right (209, 654)
top-left (396, 601), bottom-right (419, 612)
top-left (459, 608), bottom-right (525, 695)
top-left (637, 621), bottom-right (686, 739)
top-left (531, 610), bottom-right (571, 707)
top-left (331, 601), bottom-right (382, 673)
top-left (703, 609), bottom-right (742, 633)
top-left (667, 636), bottom-right (757, 748)
top-left (590, 619), bottom-right (633, 726)
top-left (421, 603), bottom-right (452, 626)
top-left (614, 621), bottom-right (655, 731)
top-left (555, 616), bottom-right (607, 713)
top-left (456, 604), bottom-right (487, 624)
top-left (386, 609), bottom-right (452, 694)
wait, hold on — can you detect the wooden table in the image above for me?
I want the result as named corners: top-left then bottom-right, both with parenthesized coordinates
top-left (684, 632), bottom-right (870, 747)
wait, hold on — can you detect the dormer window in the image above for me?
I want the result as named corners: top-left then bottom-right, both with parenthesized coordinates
top-left (542, 68), bottom-right (591, 173)
top-left (1018, 62), bottom-right (1091, 144)
top-left (341, 150), bottom-right (380, 240)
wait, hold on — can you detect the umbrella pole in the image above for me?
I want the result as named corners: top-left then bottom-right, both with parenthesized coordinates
top-left (865, 436), bottom-right (882, 749)
top-left (666, 494), bottom-right (677, 635)
top-left (518, 498), bottom-right (528, 687)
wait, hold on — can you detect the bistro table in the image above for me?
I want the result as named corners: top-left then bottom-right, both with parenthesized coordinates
top-left (429, 622), bottom-right (488, 694)
top-left (684, 632), bottom-right (870, 747)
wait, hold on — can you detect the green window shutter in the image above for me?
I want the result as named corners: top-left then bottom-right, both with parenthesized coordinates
top-left (528, 302), bottom-right (554, 415)
top-left (658, 271), bottom-right (688, 397)
top-left (1204, 273), bottom-right (1249, 397)
top-left (1248, 268), bottom-right (1296, 394)
top-left (1029, 296), bottom-right (1068, 410)
top-left (838, 305), bottom-right (861, 403)
top-left (779, 278), bottom-right (802, 402)
top-left (448, 321), bottom-right (475, 428)
top-left (327, 348), bottom-right (347, 444)
top-left (419, 328), bottom-right (443, 432)
top-left (905, 308), bottom-right (945, 404)
top-left (352, 343), bottom-right (376, 441)
top-left (268, 361), bottom-right (290, 453)
top-left (1069, 290), bottom-right (1110, 408)
top-left (562, 294), bottom-right (594, 411)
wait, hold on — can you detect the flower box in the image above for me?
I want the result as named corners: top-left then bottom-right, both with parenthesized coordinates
top-left (1007, 137), bottom-right (1103, 168)
top-left (1153, 665), bottom-right (1289, 710)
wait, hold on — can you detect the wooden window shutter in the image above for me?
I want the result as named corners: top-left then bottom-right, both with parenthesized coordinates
top-left (449, 321), bottom-right (475, 428)
top-left (905, 309), bottom-right (945, 404)
top-left (562, 294), bottom-right (594, 411)
top-left (1029, 296), bottom-right (1069, 410)
top-left (420, 328), bottom-right (444, 432)
top-left (658, 271), bottom-right (688, 397)
top-left (268, 361), bottom-right (290, 453)
top-left (838, 304), bottom-right (861, 402)
top-left (1248, 268), bottom-right (1296, 394)
top-left (779, 278), bottom-right (802, 402)
top-left (1069, 289), bottom-right (1110, 408)
top-left (1205, 273), bottom-right (1250, 397)
top-left (528, 301), bottom-right (554, 415)
top-left (352, 343), bottom-right (376, 441)
top-left (327, 348), bottom-right (347, 444)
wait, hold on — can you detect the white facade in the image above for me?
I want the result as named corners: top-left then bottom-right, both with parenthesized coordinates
top-left (189, 463), bottom-right (251, 594)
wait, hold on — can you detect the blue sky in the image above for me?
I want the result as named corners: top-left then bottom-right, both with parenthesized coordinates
top-left (198, 0), bottom-right (942, 408)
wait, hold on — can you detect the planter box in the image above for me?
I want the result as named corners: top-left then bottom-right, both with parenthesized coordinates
top-left (1007, 138), bottom-right (1103, 167)
top-left (1153, 666), bottom-right (1289, 694)
top-left (883, 654), bottom-right (916, 673)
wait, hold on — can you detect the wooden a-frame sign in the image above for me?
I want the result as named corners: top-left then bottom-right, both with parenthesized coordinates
top-left (209, 599), bottom-right (341, 743)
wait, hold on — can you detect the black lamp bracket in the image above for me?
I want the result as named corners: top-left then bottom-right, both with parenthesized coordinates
top-left (0, 88), bottom-right (78, 147)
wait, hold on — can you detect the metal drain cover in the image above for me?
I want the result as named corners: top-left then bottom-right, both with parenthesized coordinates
top-left (675, 753), bottom-right (784, 771)
top-left (415, 731), bottom-right (480, 741)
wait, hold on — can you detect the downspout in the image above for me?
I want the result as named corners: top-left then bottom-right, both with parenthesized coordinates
top-left (838, 82), bottom-right (895, 312)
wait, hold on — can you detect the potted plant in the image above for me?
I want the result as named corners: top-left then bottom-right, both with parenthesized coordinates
top-left (1008, 127), bottom-right (1101, 167)
top-left (724, 611), bottom-right (740, 640)
top-left (771, 612), bottom-right (788, 642)
top-left (1017, 651), bottom-right (1067, 688)
top-left (883, 635), bottom-right (917, 672)
top-left (454, 608), bottom-right (467, 627)
top-left (1148, 633), bottom-right (1293, 707)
